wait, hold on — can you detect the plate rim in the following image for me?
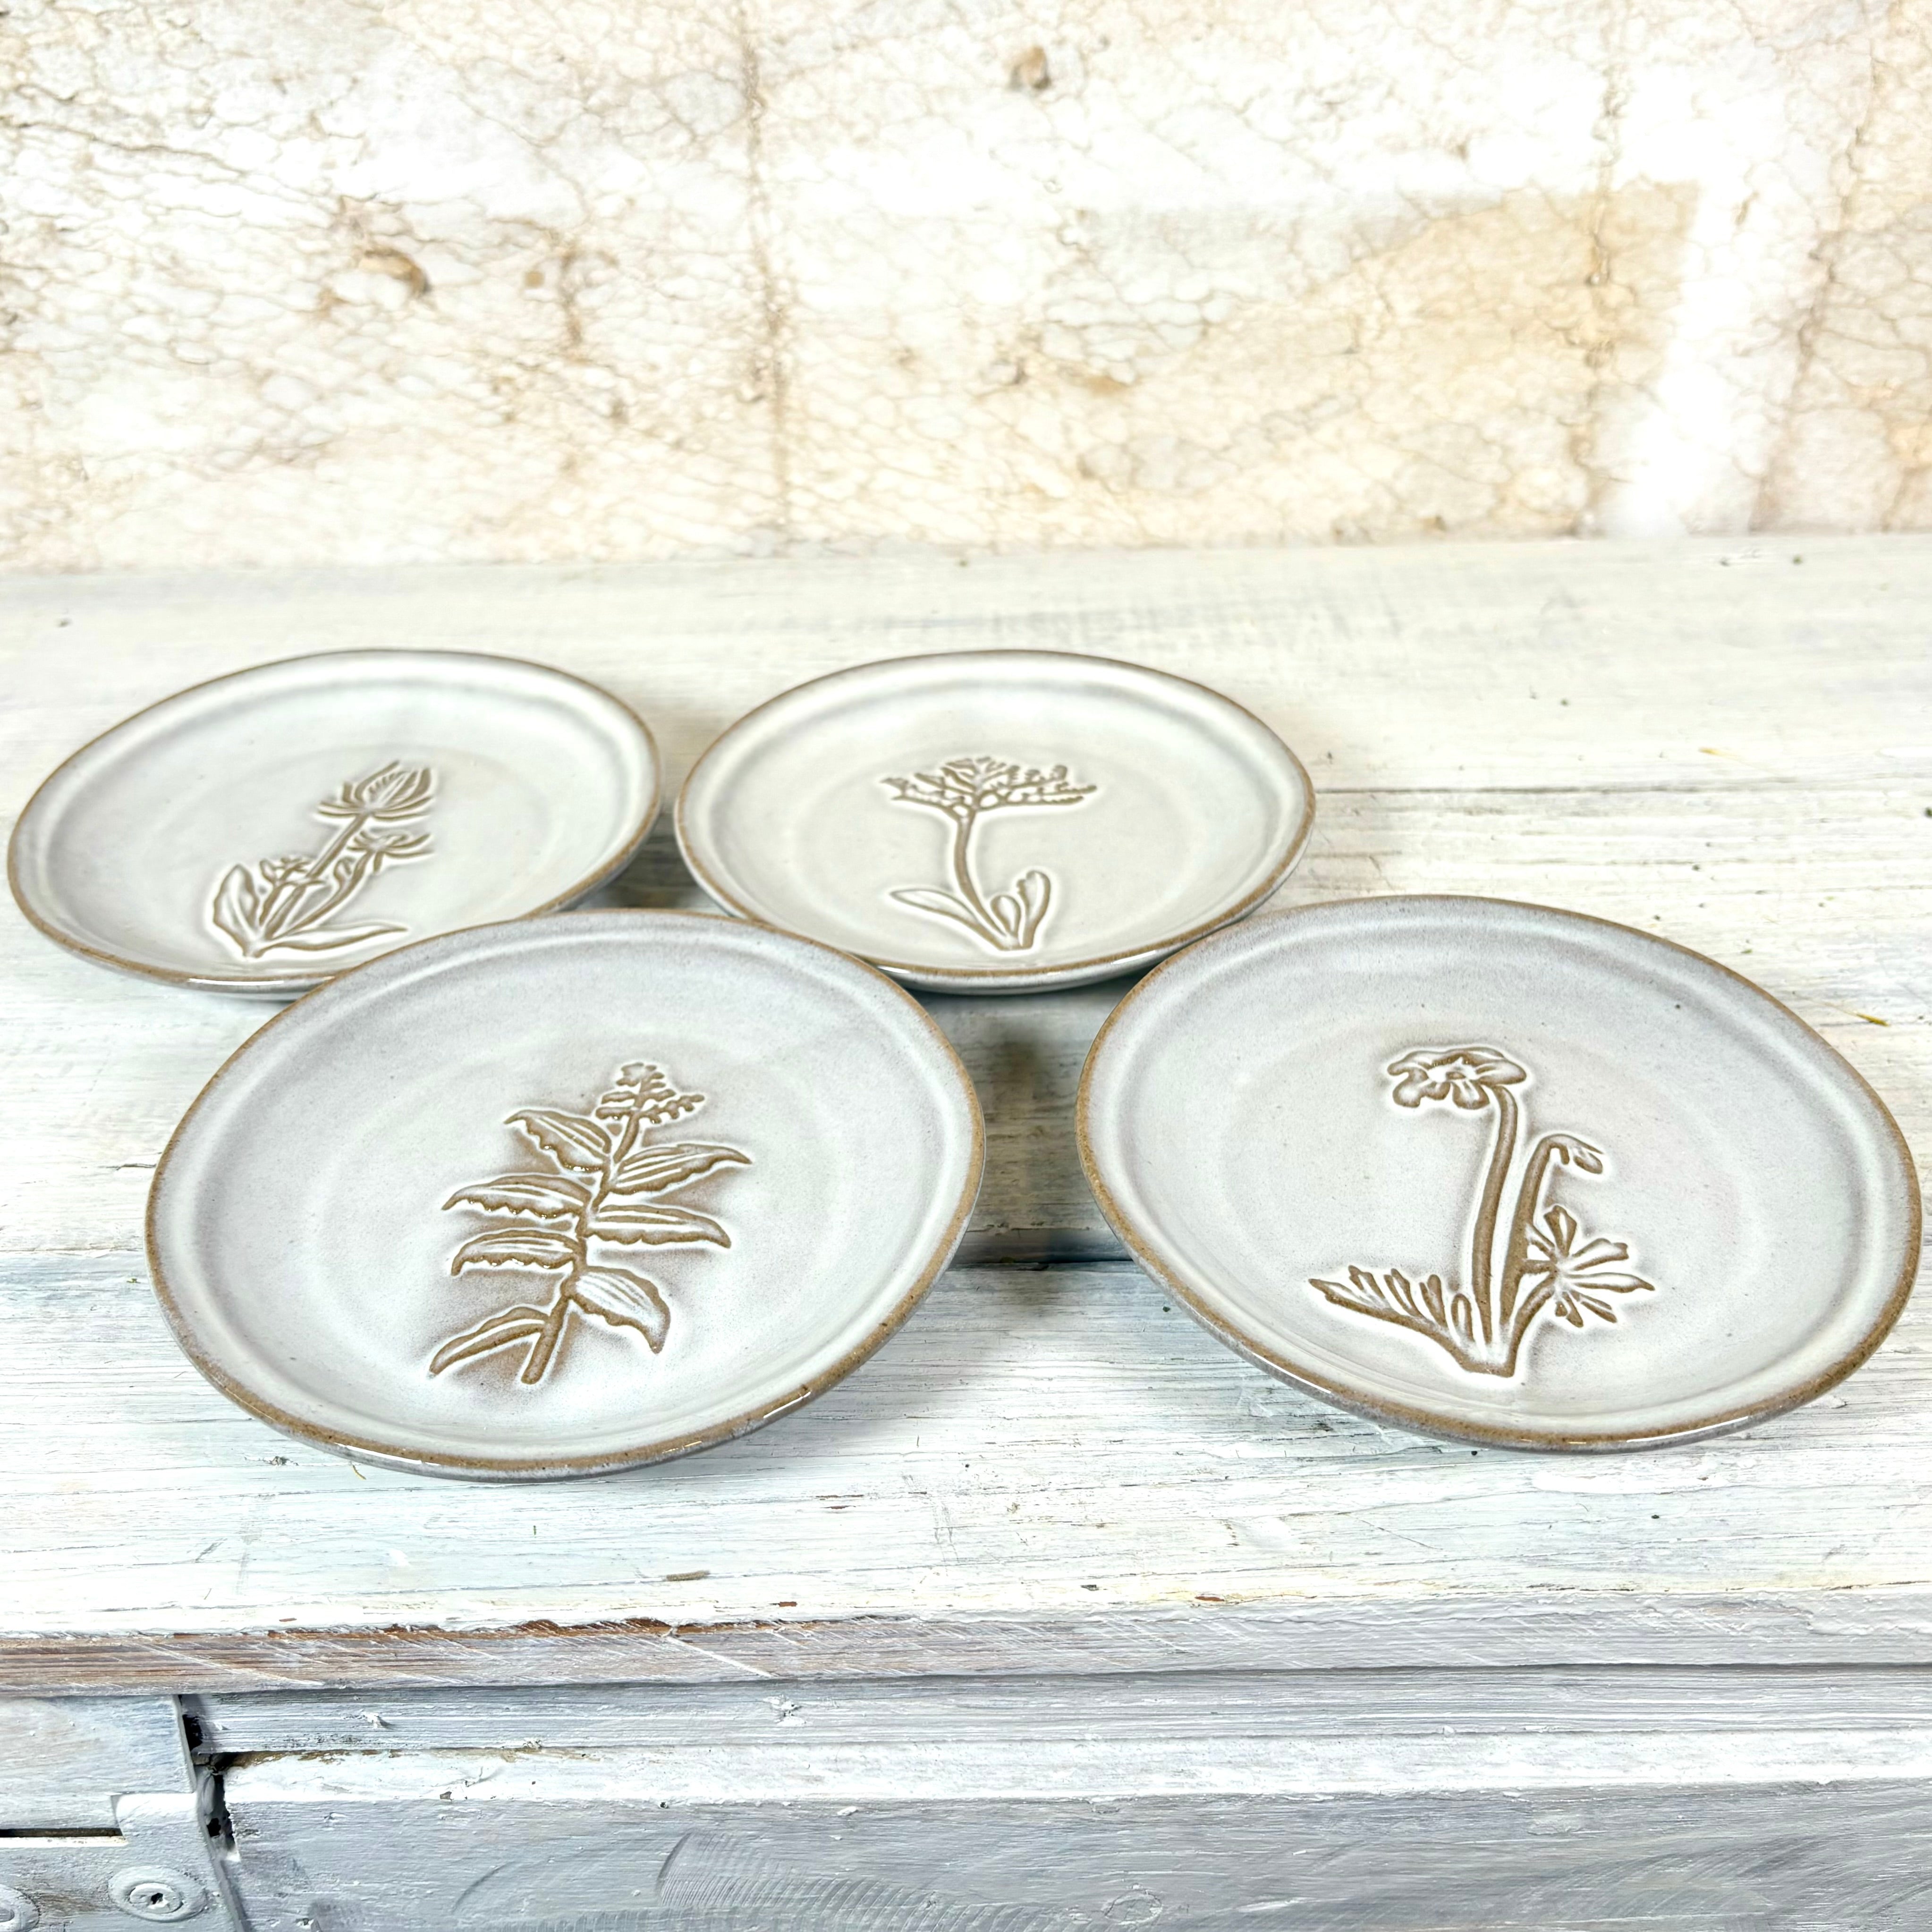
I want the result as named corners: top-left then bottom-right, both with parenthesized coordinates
top-left (674, 647), bottom-right (1317, 990)
top-left (1076, 891), bottom-right (1923, 1452)
top-left (8, 647), bottom-right (664, 996)
top-left (144, 907), bottom-right (987, 1479)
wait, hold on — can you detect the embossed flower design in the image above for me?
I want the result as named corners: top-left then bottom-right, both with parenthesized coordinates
top-left (210, 761), bottom-right (436, 959)
top-left (882, 756), bottom-right (1093, 822)
top-left (317, 763), bottom-right (436, 821)
top-left (880, 752), bottom-right (1095, 953)
top-left (1311, 1043), bottom-right (1652, 1377)
top-left (1387, 1046), bottom-right (1527, 1110)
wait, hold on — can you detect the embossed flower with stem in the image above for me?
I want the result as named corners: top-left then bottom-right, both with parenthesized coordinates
top-left (211, 760), bottom-right (436, 958)
top-left (881, 754), bottom-right (1095, 952)
top-left (1310, 1045), bottom-right (1653, 1375)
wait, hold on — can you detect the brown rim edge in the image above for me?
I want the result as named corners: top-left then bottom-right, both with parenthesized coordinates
top-left (144, 907), bottom-right (986, 1480)
top-left (1075, 892), bottom-right (1924, 1454)
top-left (8, 648), bottom-right (663, 996)
top-left (674, 647), bottom-right (1318, 988)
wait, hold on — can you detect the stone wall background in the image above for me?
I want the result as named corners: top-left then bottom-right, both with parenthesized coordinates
top-left (3, 0), bottom-right (1929, 568)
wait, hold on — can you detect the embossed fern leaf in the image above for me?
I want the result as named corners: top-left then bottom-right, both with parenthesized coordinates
top-left (211, 762), bottom-right (434, 958)
top-left (432, 1061), bottom-right (751, 1386)
top-left (881, 754), bottom-right (1095, 953)
top-left (1308, 1047), bottom-right (1655, 1376)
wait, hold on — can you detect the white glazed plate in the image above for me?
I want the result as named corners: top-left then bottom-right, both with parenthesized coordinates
top-left (1079, 896), bottom-right (1920, 1450)
top-left (10, 650), bottom-right (661, 995)
top-left (677, 651), bottom-right (1314, 992)
top-left (147, 911), bottom-right (983, 1478)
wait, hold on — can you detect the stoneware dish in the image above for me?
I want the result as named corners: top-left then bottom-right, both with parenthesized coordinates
top-left (9, 649), bottom-right (661, 996)
top-left (676, 649), bottom-right (1315, 993)
top-left (147, 910), bottom-right (984, 1478)
top-left (1078, 895), bottom-right (1920, 1451)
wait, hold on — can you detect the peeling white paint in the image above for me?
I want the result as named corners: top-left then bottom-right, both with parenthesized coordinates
top-left (3, 1), bottom-right (1929, 565)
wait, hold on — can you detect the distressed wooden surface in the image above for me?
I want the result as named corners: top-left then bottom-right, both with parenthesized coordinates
top-left (187, 1663), bottom-right (1932, 1755)
top-left (0, 1695), bottom-right (188, 1828)
top-left (219, 1732), bottom-right (1932, 1931)
top-left (0, 539), bottom-right (1928, 1693)
top-left (11, 1253), bottom-right (1932, 1692)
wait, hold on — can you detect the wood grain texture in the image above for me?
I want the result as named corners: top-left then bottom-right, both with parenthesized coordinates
top-left (9, 1253), bottom-right (1932, 1690)
top-left (0, 1695), bottom-right (188, 1827)
top-left (218, 1734), bottom-right (1932, 1931)
top-left (0, 539), bottom-right (1926, 1692)
top-left (188, 1663), bottom-right (1932, 1755)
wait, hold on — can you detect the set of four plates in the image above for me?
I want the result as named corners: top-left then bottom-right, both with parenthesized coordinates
top-left (11, 650), bottom-right (1919, 1476)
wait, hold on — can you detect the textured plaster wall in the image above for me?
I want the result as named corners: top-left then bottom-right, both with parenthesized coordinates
top-left (2, 0), bottom-right (1929, 567)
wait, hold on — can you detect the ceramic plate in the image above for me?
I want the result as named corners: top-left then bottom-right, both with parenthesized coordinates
top-left (10, 650), bottom-right (660, 995)
top-left (677, 651), bottom-right (1314, 992)
top-left (147, 911), bottom-right (983, 1478)
top-left (1079, 897), bottom-right (1920, 1450)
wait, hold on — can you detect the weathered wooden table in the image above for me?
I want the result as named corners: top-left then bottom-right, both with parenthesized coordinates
top-left (3, 540), bottom-right (1928, 1931)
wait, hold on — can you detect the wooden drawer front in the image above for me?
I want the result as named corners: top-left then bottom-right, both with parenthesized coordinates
top-left (220, 1728), bottom-right (1932, 1931)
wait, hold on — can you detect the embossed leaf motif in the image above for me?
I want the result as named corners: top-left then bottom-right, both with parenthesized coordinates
top-left (1525, 1203), bottom-right (1653, 1327)
top-left (450, 1229), bottom-right (578, 1272)
top-left (881, 754), bottom-right (1094, 953)
top-left (208, 761), bottom-right (435, 960)
top-left (611, 1143), bottom-right (752, 1194)
top-left (236, 920), bottom-right (415, 953)
top-left (1309, 1047), bottom-right (1655, 1377)
top-left (591, 1202), bottom-right (731, 1246)
top-left (571, 1268), bottom-right (672, 1352)
top-left (428, 1306), bottom-right (553, 1375)
top-left (431, 1060), bottom-right (750, 1386)
top-left (211, 866), bottom-right (261, 952)
top-left (442, 1174), bottom-right (588, 1219)
top-left (506, 1108), bottom-right (610, 1174)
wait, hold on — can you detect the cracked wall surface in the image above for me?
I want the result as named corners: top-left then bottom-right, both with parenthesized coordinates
top-left (1, 0), bottom-right (1926, 566)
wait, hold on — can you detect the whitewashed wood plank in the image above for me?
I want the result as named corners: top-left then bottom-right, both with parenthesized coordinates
top-left (0, 1695), bottom-right (188, 1827)
top-left (218, 1732), bottom-right (1932, 1931)
top-left (7, 1254), bottom-right (1932, 1688)
top-left (32, 1595), bottom-right (1932, 1695)
top-left (187, 1664), bottom-right (1932, 1756)
top-left (220, 1727), bottom-right (1932, 1805)
top-left (4, 542), bottom-right (1929, 795)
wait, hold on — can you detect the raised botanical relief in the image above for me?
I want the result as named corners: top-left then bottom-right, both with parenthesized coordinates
top-left (432, 1060), bottom-right (750, 1386)
top-left (211, 762), bottom-right (434, 958)
top-left (881, 754), bottom-right (1095, 952)
top-left (1309, 1046), bottom-right (1654, 1376)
